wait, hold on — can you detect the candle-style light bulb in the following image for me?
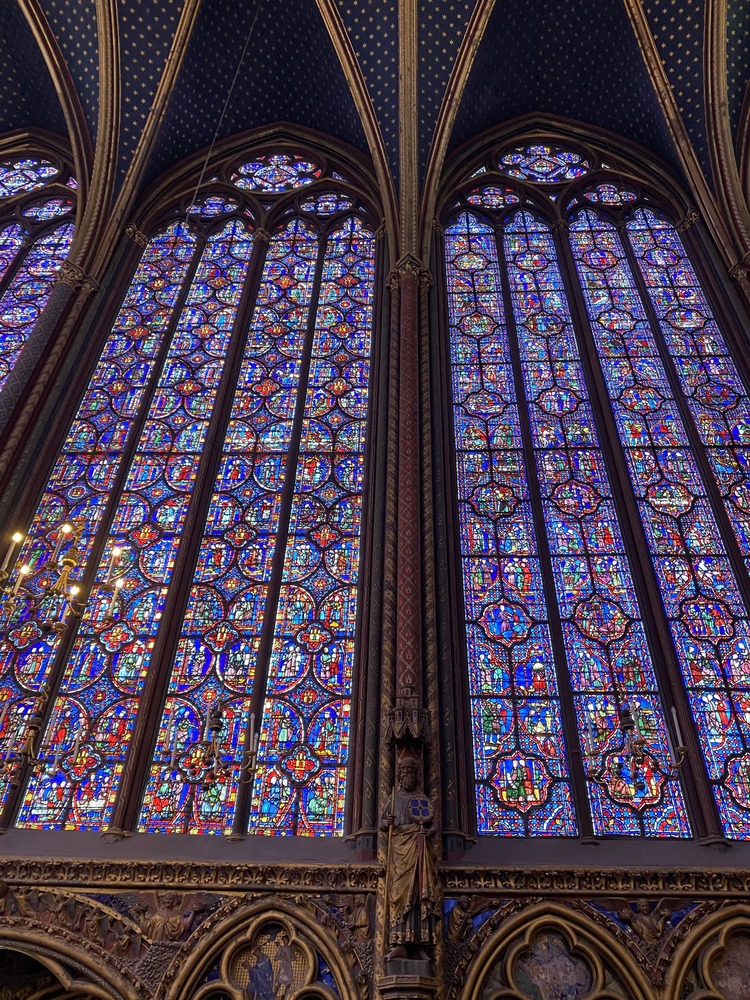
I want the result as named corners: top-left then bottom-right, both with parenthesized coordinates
top-left (0, 532), bottom-right (23, 574)
top-left (52, 523), bottom-right (73, 562)
top-left (12, 564), bottom-right (30, 595)
top-left (108, 577), bottom-right (124, 616)
top-left (105, 545), bottom-right (122, 585)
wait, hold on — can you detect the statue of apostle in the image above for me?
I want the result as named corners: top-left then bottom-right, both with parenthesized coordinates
top-left (381, 751), bottom-right (439, 961)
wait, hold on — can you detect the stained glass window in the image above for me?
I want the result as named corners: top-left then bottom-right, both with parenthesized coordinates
top-left (498, 145), bottom-right (590, 184)
top-left (446, 145), bottom-right (750, 839)
top-left (2, 151), bottom-right (377, 837)
top-left (0, 155), bottom-right (76, 393)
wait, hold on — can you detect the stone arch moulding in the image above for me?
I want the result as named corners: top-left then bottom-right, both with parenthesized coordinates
top-left (0, 929), bottom-right (137, 999)
top-left (664, 902), bottom-right (750, 1000)
top-left (454, 902), bottom-right (653, 1000)
top-left (165, 898), bottom-right (364, 1000)
top-left (132, 122), bottom-right (385, 241)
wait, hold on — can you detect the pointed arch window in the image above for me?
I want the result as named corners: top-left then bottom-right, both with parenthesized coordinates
top-left (0, 150), bottom-right (379, 837)
top-left (442, 141), bottom-right (750, 839)
top-left (0, 154), bottom-right (77, 390)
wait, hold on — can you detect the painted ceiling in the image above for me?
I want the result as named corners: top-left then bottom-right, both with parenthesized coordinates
top-left (1, 0), bottom-right (748, 230)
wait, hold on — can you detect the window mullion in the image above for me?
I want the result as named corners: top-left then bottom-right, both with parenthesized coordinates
top-left (109, 225), bottom-right (271, 835)
top-left (232, 224), bottom-right (329, 838)
top-left (0, 228), bottom-right (205, 831)
top-left (555, 216), bottom-right (720, 840)
top-left (620, 221), bottom-right (750, 609)
top-left (496, 218), bottom-right (596, 840)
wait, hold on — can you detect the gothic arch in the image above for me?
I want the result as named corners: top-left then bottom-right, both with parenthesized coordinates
top-left (664, 902), bottom-right (750, 1000)
top-left (165, 898), bottom-right (362, 1000)
top-left (454, 902), bottom-right (653, 1000)
top-left (0, 933), bottom-right (136, 999)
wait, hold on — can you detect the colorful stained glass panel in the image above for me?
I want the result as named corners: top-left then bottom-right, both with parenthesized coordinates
top-left (505, 210), bottom-right (689, 837)
top-left (0, 158), bottom-right (58, 198)
top-left (445, 211), bottom-right (577, 836)
top-left (570, 208), bottom-right (750, 838)
top-left (499, 145), bottom-right (590, 184)
top-left (248, 216), bottom-right (375, 836)
top-left (0, 222), bottom-right (75, 390)
top-left (0, 224), bottom-right (197, 814)
top-left (232, 155), bottom-right (321, 193)
top-left (139, 218), bottom-right (318, 835)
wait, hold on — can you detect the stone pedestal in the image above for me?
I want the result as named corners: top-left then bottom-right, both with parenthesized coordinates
top-left (379, 961), bottom-right (438, 1000)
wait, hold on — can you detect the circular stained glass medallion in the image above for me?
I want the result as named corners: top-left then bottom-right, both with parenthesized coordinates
top-left (498, 144), bottom-right (590, 184)
top-left (186, 195), bottom-right (241, 218)
top-left (0, 157), bottom-right (59, 198)
top-left (231, 153), bottom-right (321, 193)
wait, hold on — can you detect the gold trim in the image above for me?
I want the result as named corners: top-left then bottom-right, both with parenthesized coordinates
top-left (316, 0), bottom-right (399, 259)
top-left (0, 858), bottom-right (380, 891)
top-left (398, 0), bottom-right (419, 256)
top-left (441, 867), bottom-right (750, 896)
top-left (17, 0), bottom-right (92, 213)
top-left (621, 0), bottom-right (737, 269)
top-left (704, 0), bottom-right (750, 260)
top-left (418, 0), bottom-right (497, 260)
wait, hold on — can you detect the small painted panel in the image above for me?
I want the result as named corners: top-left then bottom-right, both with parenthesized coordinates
top-left (506, 210), bottom-right (689, 837)
top-left (571, 207), bottom-right (750, 838)
top-left (248, 216), bottom-right (375, 836)
top-left (138, 218), bottom-right (318, 835)
top-left (0, 222), bottom-right (75, 390)
top-left (0, 158), bottom-right (58, 198)
top-left (445, 211), bottom-right (577, 836)
top-left (232, 154), bottom-right (321, 193)
top-left (498, 145), bottom-right (590, 184)
top-left (0, 224), bottom-right (196, 814)
top-left (17, 222), bottom-right (254, 830)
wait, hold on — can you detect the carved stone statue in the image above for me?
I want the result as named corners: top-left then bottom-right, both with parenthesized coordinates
top-left (380, 752), bottom-right (439, 961)
top-left (135, 891), bottom-right (203, 941)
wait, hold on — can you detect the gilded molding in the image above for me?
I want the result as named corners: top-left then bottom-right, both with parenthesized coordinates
top-left (620, 0), bottom-right (737, 269)
top-left (441, 867), bottom-right (750, 896)
top-left (418, 0), bottom-right (498, 259)
top-left (315, 0), bottom-right (399, 257)
top-left (0, 858), bottom-right (380, 891)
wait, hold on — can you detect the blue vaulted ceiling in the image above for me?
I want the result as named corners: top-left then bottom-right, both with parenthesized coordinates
top-left (0, 2), bottom-right (66, 139)
top-left (4, 0), bottom-right (750, 211)
top-left (449, 0), bottom-right (683, 182)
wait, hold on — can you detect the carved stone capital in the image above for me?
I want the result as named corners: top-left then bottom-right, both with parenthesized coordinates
top-left (253, 227), bottom-right (272, 244)
top-left (55, 261), bottom-right (99, 296)
top-left (375, 218), bottom-right (387, 241)
top-left (124, 223), bottom-right (148, 247)
top-left (387, 253), bottom-right (432, 288)
top-left (729, 251), bottom-right (750, 283)
top-left (675, 209), bottom-right (699, 232)
top-left (432, 217), bottom-right (445, 236)
top-left (552, 218), bottom-right (569, 233)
